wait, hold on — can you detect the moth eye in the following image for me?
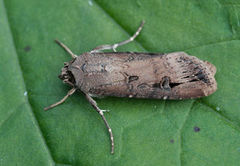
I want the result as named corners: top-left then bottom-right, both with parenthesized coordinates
top-left (67, 71), bottom-right (76, 84)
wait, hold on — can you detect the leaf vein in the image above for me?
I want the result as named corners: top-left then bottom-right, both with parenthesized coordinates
top-left (198, 100), bottom-right (240, 133)
top-left (178, 100), bottom-right (195, 166)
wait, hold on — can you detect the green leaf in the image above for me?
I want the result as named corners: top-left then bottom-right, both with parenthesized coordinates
top-left (1, 0), bottom-right (240, 165)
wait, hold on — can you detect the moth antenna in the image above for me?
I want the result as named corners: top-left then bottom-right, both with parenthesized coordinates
top-left (90, 20), bottom-right (145, 53)
top-left (44, 88), bottom-right (76, 111)
top-left (55, 39), bottom-right (77, 58)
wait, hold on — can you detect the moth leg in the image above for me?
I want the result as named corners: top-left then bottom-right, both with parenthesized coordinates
top-left (44, 88), bottom-right (76, 111)
top-left (55, 39), bottom-right (77, 58)
top-left (85, 93), bottom-right (114, 154)
top-left (90, 21), bottom-right (144, 53)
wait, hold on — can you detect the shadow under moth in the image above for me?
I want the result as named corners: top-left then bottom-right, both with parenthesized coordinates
top-left (44, 21), bottom-right (217, 154)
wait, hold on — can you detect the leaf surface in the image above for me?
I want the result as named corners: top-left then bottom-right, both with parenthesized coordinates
top-left (1, 0), bottom-right (240, 165)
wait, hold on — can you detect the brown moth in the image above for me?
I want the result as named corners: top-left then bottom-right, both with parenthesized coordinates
top-left (44, 21), bottom-right (217, 154)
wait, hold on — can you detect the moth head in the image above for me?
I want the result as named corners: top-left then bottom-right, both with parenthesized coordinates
top-left (58, 61), bottom-right (76, 87)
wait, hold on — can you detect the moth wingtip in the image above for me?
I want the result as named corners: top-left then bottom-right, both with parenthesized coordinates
top-left (204, 61), bottom-right (217, 76)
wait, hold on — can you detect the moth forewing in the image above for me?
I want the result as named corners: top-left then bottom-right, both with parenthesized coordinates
top-left (69, 51), bottom-right (217, 100)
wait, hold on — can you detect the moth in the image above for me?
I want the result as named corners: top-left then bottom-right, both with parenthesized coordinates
top-left (44, 21), bottom-right (217, 154)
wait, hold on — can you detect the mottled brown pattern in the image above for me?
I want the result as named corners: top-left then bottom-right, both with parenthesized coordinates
top-left (60, 51), bottom-right (217, 100)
